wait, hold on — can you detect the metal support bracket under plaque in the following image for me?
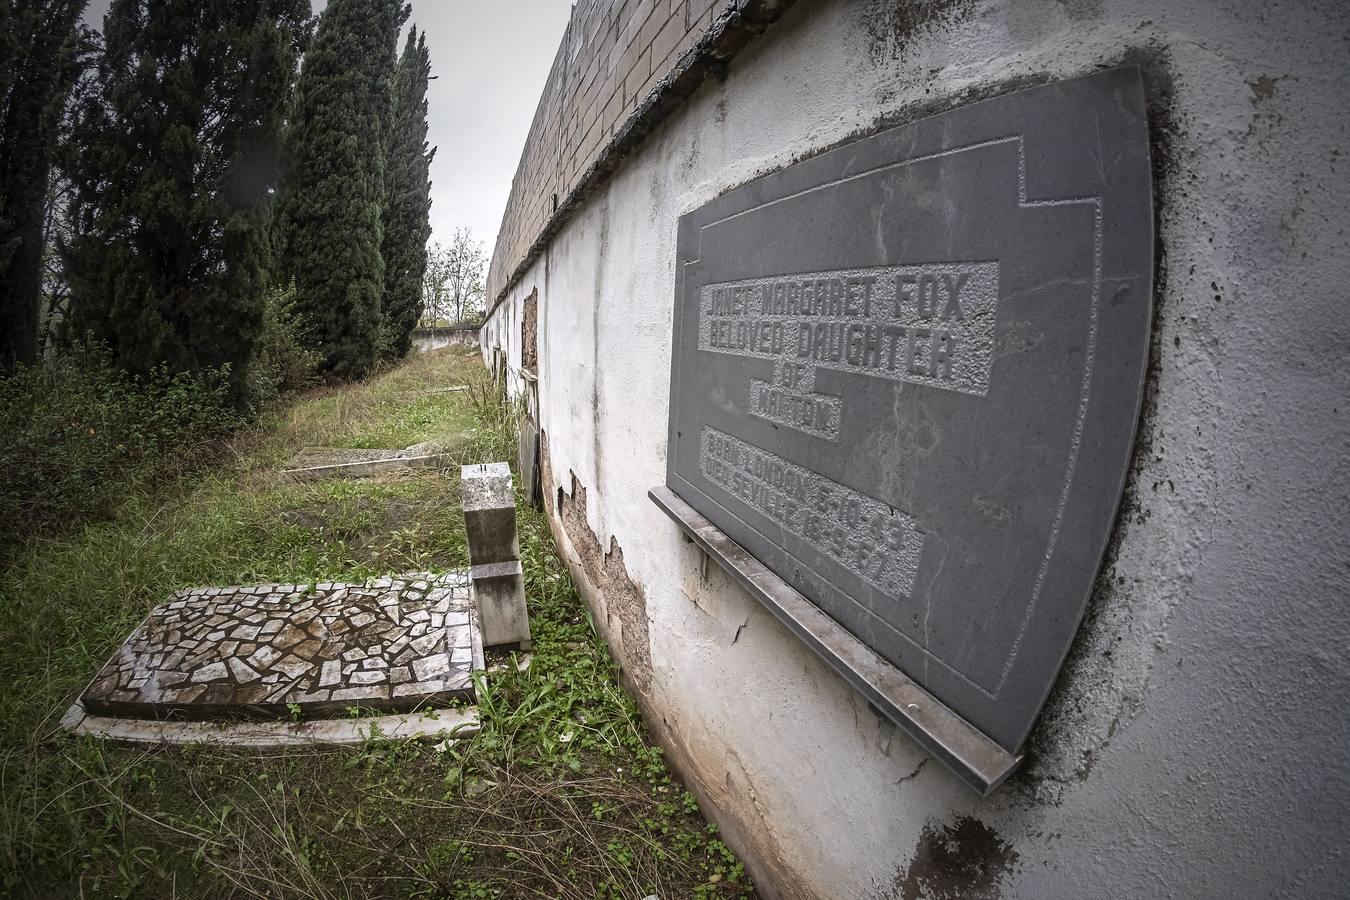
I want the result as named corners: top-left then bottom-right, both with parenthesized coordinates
top-left (650, 485), bottom-right (1022, 795)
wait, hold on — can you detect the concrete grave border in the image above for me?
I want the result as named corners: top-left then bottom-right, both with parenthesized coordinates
top-left (60, 699), bottom-right (479, 748)
top-left (280, 452), bottom-right (447, 482)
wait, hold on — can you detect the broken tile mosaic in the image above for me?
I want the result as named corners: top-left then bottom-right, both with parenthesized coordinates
top-left (82, 572), bottom-right (477, 720)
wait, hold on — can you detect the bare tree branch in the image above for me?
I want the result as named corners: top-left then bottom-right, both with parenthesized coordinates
top-left (421, 226), bottom-right (485, 327)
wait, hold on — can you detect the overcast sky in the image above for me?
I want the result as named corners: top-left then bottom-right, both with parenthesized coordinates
top-left (82, 0), bottom-right (573, 256)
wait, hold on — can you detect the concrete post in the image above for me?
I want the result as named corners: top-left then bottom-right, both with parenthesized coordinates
top-left (461, 463), bottom-right (531, 649)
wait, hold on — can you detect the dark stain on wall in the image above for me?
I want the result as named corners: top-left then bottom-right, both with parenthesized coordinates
top-left (891, 817), bottom-right (1018, 900)
top-left (1014, 50), bottom-right (1182, 796)
top-left (863, 0), bottom-right (978, 63)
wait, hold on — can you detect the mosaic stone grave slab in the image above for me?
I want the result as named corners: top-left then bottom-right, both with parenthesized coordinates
top-left (82, 573), bottom-right (479, 720)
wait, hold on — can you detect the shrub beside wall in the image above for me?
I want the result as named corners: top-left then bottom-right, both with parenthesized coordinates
top-left (0, 345), bottom-right (241, 558)
top-left (248, 282), bottom-right (322, 407)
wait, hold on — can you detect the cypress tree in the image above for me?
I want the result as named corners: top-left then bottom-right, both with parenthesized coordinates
top-left (63, 0), bottom-right (309, 405)
top-left (0, 0), bottom-right (86, 371)
top-left (276, 0), bottom-right (408, 379)
top-left (378, 26), bottom-right (433, 361)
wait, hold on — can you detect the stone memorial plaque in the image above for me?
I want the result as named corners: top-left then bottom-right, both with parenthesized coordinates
top-left (662, 67), bottom-right (1153, 755)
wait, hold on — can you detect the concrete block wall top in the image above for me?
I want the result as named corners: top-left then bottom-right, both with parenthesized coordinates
top-left (461, 462), bottom-right (514, 511)
top-left (461, 463), bottom-right (521, 567)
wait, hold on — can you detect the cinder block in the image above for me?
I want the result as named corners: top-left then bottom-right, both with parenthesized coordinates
top-left (461, 463), bottom-right (520, 565)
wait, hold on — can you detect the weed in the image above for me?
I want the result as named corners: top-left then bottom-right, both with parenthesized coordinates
top-left (459, 368), bottom-right (521, 465)
top-left (281, 346), bottom-right (478, 451)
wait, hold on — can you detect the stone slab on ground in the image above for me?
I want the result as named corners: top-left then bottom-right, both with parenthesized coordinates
top-left (81, 573), bottom-right (482, 721)
top-left (287, 447), bottom-right (411, 468)
top-left (281, 446), bottom-right (446, 481)
top-left (61, 699), bottom-right (479, 748)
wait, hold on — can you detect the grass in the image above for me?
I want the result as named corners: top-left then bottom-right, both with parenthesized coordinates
top-left (0, 347), bottom-right (754, 899)
top-left (281, 351), bottom-right (477, 451)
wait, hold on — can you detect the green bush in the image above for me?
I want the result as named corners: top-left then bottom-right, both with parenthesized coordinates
top-left (247, 282), bottom-right (321, 407)
top-left (0, 344), bottom-right (240, 558)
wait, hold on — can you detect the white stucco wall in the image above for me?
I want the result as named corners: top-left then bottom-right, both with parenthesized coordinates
top-left (482, 1), bottom-right (1350, 896)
